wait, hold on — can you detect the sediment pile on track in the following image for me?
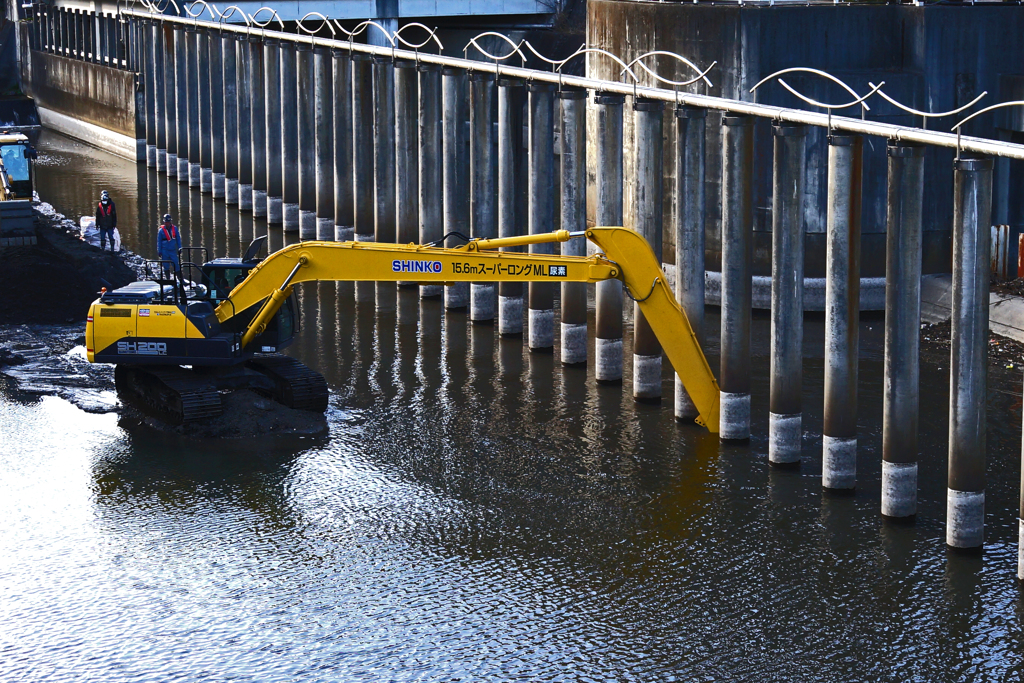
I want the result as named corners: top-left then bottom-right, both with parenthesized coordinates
top-left (126, 390), bottom-right (328, 439)
top-left (0, 206), bottom-right (137, 324)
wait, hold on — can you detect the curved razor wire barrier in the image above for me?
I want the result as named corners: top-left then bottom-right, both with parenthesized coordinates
top-left (184, 0), bottom-right (219, 21)
top-left (952, 101), bottom-right (1024, 157)
top-left (247, 6), bottom-right (285, 31)
top-left (532, 44), bottom-right (642, 90)
top-left (464, 32), bottom-right (525, 65)
top-left (140, 0), bottom-right (180, 15)
top-left (297, 12), bottom-right (336, 46)
top-left (751, 67), bottom-right (884, 129)
top-left (216, 4), bottom-right (249, 26)
top-left (623, 51), bottom-right (716, 90)
top-left (394, 22), bottom-right (443, 54)
top-left (335, 20), bottom-right (395, 48)
top-left (868, 82), bottom-right (987, 130)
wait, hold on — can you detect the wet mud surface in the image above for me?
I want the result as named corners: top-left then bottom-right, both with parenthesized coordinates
top-left (920, 319), bottom-right (1024, 374)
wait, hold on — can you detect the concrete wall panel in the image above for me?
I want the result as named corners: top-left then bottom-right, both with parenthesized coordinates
top-left (26, 49), bottom-right (135, 138)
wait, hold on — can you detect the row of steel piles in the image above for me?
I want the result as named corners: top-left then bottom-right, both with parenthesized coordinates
top-left (131, 20), bottom-right (1002, 555)
top-left (132, 23), bottom-right (703, 388)
top-left (133, 23), bottom-right (351, 241)
top-left (721, 116), bottom-right (994, 553)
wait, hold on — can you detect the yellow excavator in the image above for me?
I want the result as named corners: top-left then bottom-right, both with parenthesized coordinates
top-left (85, 228), bottom-right (721, 431)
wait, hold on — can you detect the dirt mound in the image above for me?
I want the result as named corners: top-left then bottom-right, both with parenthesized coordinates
top-left (0, 209), bottom-right (136, 324)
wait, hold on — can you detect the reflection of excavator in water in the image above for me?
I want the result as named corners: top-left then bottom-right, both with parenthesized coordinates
top-left (86, 228), bottom-right (721, 431)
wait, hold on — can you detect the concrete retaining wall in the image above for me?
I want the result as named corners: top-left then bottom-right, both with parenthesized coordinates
top-left (23, 48), bottom-right (137, 145)
top-left (588, 2), bottom-right (1024, 278)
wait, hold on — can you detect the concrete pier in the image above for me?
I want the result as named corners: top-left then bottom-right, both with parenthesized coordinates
top-left (673, 106), bottom-right (706, 420)
top-left (719, 115), bottom-right (754, 441)
top-left (418, 63), bottom-right (443, 297)
top-left (594, 92), bottom-right (624, 381)
top-left (221, 31), bottom-right (238, 203)
top-left (946, 157), bottom-right (993, 550)
top-left (823, 135), bottom-right (863, 490)
top-left (264, 38), bottom-right (282, 221)
top-left (881, 142), bottom-right (925, 520)
top-left (209, 34), bottom-right (225, 198)
top-left (528, 81), bottom-right (555, 351)
top-left (249, 37), bottom-right (267, 216)
top-left (236, 35), bottom-right (253, 210)
top-left (395, 61), bottom-right (420, 247)
top-left (769, 124), bottom-right (807, 465)
top-left (632, 98), bottom-right (664, 399)
top-left (151, 22), bottom-right (165, 173)
top-left (559, 88), bottom-right (587, 365)
top-left (314, 47), bottom-right (335, 240)
top-left (134, 21), bottom-right (146, 160)
top-left (163, 22), bottom-right (177, 177)
top-left (352, 53), bottom-right (375, 303)
top-left (442, 67), bottom-right (469, 310)
top-left (470, 72), bottom-right (497, 323)
top-left (185, 27), bottom-right (201, 188)
top-left (334, 49), bottom-right (354, 241)
top-left (297, 43), bottom-right (317, 239)
top-left (198, 30), bottom-right (213, 194)
top-left (143, 20), bottom-right (156, 167)
top-left (498, 78), bottom-right (525, 335)
top-left (281, 42), bottom-right (300, 230)
top-left (1020, 423), bottom-right (1024, 581)
top-left (373, 55), bottom-right (396, 311)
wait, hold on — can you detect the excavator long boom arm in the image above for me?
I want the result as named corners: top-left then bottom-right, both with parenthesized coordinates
top-left (216, 227), bottom-right (721, 431)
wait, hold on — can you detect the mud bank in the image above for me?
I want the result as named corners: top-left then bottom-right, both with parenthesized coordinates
top-left (0, 205), bottom-right (137, 324)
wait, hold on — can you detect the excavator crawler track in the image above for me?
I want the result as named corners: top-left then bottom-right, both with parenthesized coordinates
top-left (115, 365), bottom-right (224, 425)
top-left (245, 355), bottom-right (329, 412)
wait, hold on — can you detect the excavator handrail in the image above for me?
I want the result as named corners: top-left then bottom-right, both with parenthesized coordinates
top-left (214, 227), bottom-right (721, 432)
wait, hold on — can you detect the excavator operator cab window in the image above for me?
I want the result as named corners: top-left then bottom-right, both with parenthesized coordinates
top-left (0, 142), bottom-right (33, 197)
top-left (203, 265), bottom-right (251, 302)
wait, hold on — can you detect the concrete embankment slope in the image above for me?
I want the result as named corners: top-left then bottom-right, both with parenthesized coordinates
top-left (922, 273), bottom-right (1024, 343)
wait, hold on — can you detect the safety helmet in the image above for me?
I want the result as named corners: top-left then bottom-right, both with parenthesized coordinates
top-left (162, 214), bottom-right (173, 223)
top-left (100, 190), bottom-right (109, 200)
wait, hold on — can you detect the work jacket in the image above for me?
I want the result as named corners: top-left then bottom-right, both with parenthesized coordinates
top-left (157, 224), bottom-right (182, 265)
top-left (95, 200), bottom-right (117, 230)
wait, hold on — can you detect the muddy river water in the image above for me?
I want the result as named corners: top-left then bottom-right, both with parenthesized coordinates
top-left (2, 130), bottom-right (1023, 680)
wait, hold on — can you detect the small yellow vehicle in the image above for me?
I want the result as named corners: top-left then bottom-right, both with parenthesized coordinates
top-left (0, 132), bottom-right (37, 246)
top-left (0, 132), bottom-right (35, 201)
top-left (86, 228), bottom-right (720, 431)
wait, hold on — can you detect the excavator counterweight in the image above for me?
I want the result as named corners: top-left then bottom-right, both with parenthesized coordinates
top-left (87, 228), bottom-right (720, 430)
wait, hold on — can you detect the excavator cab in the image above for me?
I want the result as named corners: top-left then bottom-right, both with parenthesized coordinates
top-left (192, 237), bottom-right (298, 353)
top-left (0, 133), bottom-right (37, 246)
top-left (0, 132), bottom-right (35, 200)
